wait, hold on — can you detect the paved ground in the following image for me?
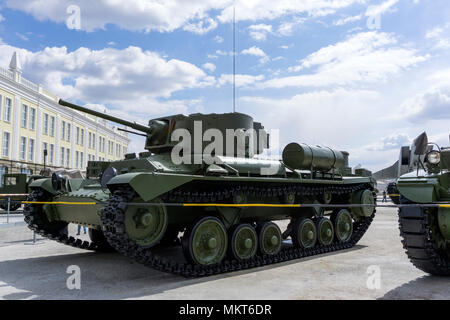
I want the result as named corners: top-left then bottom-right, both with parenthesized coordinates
top-left (0, 206), bottom-right (449, 300)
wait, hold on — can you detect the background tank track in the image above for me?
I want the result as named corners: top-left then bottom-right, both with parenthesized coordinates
top-left (99, 183), bottom-right (375, 277)
top-left (398, 200), bottom-right (450, 276)
top-left (23, 189), bottom-right (114, 252)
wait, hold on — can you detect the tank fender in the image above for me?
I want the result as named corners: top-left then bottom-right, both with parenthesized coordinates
top-left (397, 179), bottom-right (438, 203)
top-left (28, 178), bottom-right (57, 195)
top-left (107, 172), bottom-right (194, 202)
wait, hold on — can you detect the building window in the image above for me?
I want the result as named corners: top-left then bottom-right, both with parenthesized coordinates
top-left (76, 127), bottom-right (80, 144)
top-left (2, 132), bottom-right (10, 157)
top-left (19, 168), bottom-right (33, 176)
top-left (81, 129), bottom-right (84, 146)
top-left (43, 113), bottom-right (49, 135)
top-left (21, 104), bottom-right (28, 128)
top-left (30, 108), bottom-right (36, 130)
top-left (0, 166), bottom-right (8, 187)
top-left (67, 123), bottom-right (71, 142)
top-left (66, 149), bottom-right (70, 167)
top-left (75, 151), bottom-right (79, 168)
top-left (42, 142), bottom-right (48, 163)
top-left (103, 137), bottom-right (106, 153)
top-left (4, 98), bottom-right (12, 122)
top-left (49, 144), bottom-right (54, 164)
top-left (50, 116), bottom-right (55, 136)
top-left (61, 121), bottom-right (66, 140)
top-left (20, 137), bottom-right (26, 160)
top-left (80, 152), bottom-right (84, 168)
top-left (92, 133), bottom-right (96, 148)
top-left (28, 138), bottom-right (34, 162)
top-left (88, 132), bottom-right (92, 148)
top-left (60, 147), bottom-right (65, 167)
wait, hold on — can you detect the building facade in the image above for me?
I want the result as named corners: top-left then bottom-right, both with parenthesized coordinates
top-left (0, 52), bottom-right (130, 177)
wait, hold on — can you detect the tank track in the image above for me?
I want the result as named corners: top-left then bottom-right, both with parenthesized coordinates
top-left (398, 202), bottom-right (450, 276)
top-left (23, 189), bottom-right (113, 252)
top-left (99, 183), bottom-right (375, 277)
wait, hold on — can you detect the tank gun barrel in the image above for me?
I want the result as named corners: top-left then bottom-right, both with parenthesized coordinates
top-left (59, 99), bottom-right (151, 134)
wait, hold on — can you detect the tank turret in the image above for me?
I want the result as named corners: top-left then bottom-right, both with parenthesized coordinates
top-left (59, 99), bottom-right (269, 157)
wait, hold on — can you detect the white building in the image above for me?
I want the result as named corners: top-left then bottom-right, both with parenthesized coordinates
top-left (0, 52), bottom-right (130, 176)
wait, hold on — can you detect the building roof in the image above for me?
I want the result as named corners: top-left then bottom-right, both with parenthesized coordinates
top-left (9, 51), bottom-right (22, 72)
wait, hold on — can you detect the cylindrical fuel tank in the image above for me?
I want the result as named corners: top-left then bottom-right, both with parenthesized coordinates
top-left (282, 143), bottom-right (346, 171)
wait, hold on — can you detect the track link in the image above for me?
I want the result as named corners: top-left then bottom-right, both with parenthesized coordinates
top-left (100, 183), bottom-right (375, 277)
top-left (23, 189), bottom-right (114, 252)
top-left (398, 202), bottom-right (450, 276)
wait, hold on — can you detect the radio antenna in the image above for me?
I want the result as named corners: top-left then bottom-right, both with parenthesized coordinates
top-left (233, 4), bottom-right (236, 113)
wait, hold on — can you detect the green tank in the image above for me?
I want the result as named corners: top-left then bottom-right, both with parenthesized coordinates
top-left (387, 181), bottom-right (400, 204)
top-left (23, 99), bottom-right (376, 277)
top-left (0, 173), bottom-right (43, 212)
top-left (397, 132), bottom-right (450, 275)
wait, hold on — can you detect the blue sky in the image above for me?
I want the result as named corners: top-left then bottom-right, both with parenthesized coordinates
top-left (0, 0), bottom-right (449, 171)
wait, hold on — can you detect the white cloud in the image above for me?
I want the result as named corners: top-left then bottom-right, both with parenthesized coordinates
top-left (425, 23), bottom-right (450, 49)
top-left (279, 44), bottom-right (294, 50)
top-left (214, 35), bottom-right (224, 43)
top-left (218, 74), bottom-right (265, 87)
top-left (183, 17), bottom-right (218, 34)
top-left (218, 0), bottom-right (361, 23)
top-left (15, 32), bottom-right (29, 41)
top-left (0, 13), bottom-right (4, 22)
top-left (202, 62), bottom-right (216, 72)
top-left (239, 88), bottom-right (381, 150)
top-left (402, 86), bottom-right (450, 123)
top-left (366, 133), bottom-right (410, 151)
top-left (6, 0), bottom-right (364, 33)
top-left (248, 24), bottom-right (273, 41)
top-left (365, 0), bottom-right (399, 17)
top-left (333, 14), bottom-right (362, 26)
top-left (241, 46), bottom-right (269, 64)
top-left (277, 17), bottom-right (306, 36)
top-left (216, 49), bottom-right (229, 56)
top-left (260, 32), bottom-right (427, 89)
top-left (0, 43), bottom-right (214, 118)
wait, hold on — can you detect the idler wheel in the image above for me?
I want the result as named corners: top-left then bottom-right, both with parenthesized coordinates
top-left (331, 209), bottom-right (353, 242)
top-left (183, 216), bottom-right (228, 266)
top-left (258, 222), bottom-right (282, 255)
top-left (125, 198), bottom-right (168, 248)
top-left (291, 218), bottom-right (317, 248)
top-left (229, 223), bottom-right (258, 261)
top-left (315, 217), bottom-right (334, 246)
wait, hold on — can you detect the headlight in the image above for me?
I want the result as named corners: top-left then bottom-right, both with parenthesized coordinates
top-left (426, 150), bottom-right (441, 165)
top-left (51, 173), bottom-right (64, 191)
top-left (101, 167), bottom-right (118, 189)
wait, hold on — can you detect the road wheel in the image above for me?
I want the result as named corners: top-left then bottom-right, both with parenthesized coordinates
top-left (258, 222), bottom-right (282, 255)
top-left (229, 223), bottom-right (258, 261)
top-left (183, 216), bottom-right (228, 266)
top-left (316, 217), bottom-right (334, 246)
top-left (291, 218), bottom-right (317, 248)
top-left (331, 209), bottom-right (353, 242)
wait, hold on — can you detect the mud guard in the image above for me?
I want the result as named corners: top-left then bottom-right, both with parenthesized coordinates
top-left (107, 172), bottom-right (194, 202)
top-left (28, 178), bottom-right (57, 195)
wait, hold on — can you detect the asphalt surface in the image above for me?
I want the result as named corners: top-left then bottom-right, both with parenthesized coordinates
top-left (0, 206), bottom-right (449, 300)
